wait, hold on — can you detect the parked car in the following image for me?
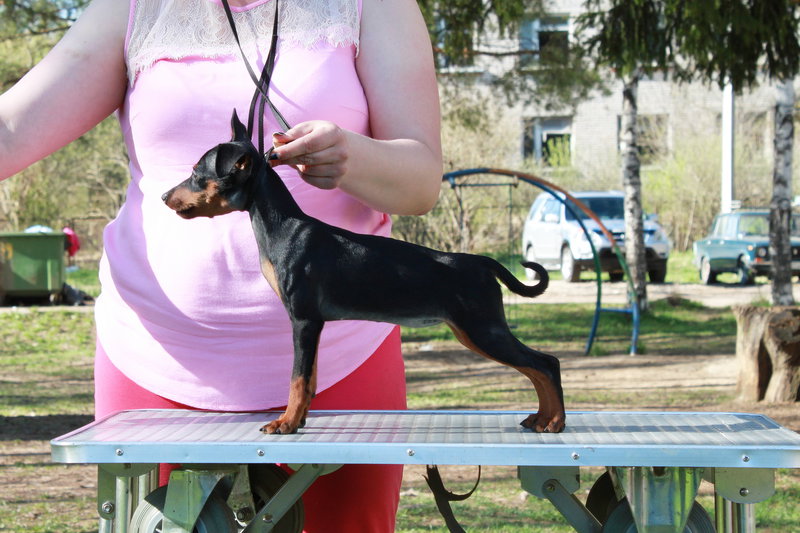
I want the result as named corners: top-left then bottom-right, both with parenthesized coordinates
top-left (693, 209), bottom-right (800, 285)
top-left (521, 191), bottom-right (671, 283)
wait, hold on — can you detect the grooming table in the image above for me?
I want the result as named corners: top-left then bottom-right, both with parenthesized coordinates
top-left (51, 409), bottom-right (800, 533)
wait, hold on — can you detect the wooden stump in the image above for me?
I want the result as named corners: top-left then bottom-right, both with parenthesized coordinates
top-left (733, 305), bottom-right (800, 403)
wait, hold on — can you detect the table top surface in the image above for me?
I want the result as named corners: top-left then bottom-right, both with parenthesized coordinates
top-left (50, 410), bottom-right (800, 468)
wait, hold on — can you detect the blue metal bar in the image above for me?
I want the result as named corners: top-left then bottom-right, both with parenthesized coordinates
top-left (442, 168), bottom-right (639, 355)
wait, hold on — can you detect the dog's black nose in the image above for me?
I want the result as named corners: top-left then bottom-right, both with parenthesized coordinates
top-left (161, 191), bottom-right (170, 202)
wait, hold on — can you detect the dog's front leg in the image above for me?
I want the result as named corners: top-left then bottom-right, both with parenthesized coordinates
top-left (261, 319), bottom-right (323, 435)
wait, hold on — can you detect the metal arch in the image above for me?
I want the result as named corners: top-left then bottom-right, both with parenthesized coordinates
top-left (442, 167), bottom-right (639, 355)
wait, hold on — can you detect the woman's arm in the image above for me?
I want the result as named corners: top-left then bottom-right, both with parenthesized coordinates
top-left (0, 0), bottom-right (129, 180)
top-left (271, 0), bottom-right (442, 216)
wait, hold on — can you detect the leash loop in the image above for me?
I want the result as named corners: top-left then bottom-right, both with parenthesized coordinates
top-left (220, 0), bottom-right (291, 155)
top-left (424, 465), bottom-right (482, 532)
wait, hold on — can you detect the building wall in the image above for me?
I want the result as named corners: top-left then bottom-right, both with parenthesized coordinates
top-left (439, 1), bottom-right (791, 180)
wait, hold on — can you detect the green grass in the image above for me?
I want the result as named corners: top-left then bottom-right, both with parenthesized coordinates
top-left (398, 466), bottom-right (576, 532)
top-left (667, 249), bottom-right (699, 283)
top-left (0, 310), bottom-right (95, 417)
top-left (1, 284), bottom-right (797, 532)
top-left (66, 267), bottom-right (101, 298)
top-left (403, 296), bottom-right (737, 357)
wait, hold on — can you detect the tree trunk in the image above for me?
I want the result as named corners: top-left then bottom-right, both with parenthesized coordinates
top-left (733, 306), bottom-right (772, 401)
top-left (620, 69), bottom-right (648, 312)
top-left (770, 79), bottom-right (795, 306)
top-left (734, 305), bottom-right (800, 403)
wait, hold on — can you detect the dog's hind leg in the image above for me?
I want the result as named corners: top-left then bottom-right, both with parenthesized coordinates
top-left (261, 319), bottom-right (323, 435)
top-left (448, 319), bottom-right (565, 433)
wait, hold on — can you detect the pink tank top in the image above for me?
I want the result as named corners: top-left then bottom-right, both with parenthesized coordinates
top-left (95, 0), bottom-right (395, 410)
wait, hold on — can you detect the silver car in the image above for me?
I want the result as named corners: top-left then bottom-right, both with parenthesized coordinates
top-left (521, 191), bottom-right (671, 282)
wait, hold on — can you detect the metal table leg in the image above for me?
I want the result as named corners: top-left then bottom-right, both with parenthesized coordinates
top-left (709, 468), bottom-right (774, 533)
top-left (611, 466), bottom-right (704, 533)
top-left (715, 495), bottom-right (756, 533)
top-left (97, 463), bottom-right (157, 533)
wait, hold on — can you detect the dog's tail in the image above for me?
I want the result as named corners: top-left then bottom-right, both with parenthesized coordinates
top-left (483, 257), bottom-right (549, 298)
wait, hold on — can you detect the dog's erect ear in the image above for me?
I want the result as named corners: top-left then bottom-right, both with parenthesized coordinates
top-left (230, 110), bottom-right (249, 142)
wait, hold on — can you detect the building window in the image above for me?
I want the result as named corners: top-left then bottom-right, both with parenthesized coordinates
top-left (434, 16), bottom-right (474, 69)
top-left (519, 16), bottom-right (570, 68)
top-left (617, 114), bottom-right (668, 164)
top-left (524, 117), bottom-right (572, 166)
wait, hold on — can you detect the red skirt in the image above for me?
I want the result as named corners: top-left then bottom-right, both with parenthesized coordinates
top-left (94, 326), bottom-right (407, 533)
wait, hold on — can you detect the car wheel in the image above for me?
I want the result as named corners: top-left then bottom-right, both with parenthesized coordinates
top-left (699, 257), bottom-right (717, 285)
top-left (737, 258), bottom-right (754, 285)
top-left (130, 486), bottom-right (237, 533)
top-left (524, 246), bottom-right (540, 281)
top-left (648, 265), bottom-right (667, 283)
top-left (561, 246), bottom-right (580, 282)
top-left (608, 271), bottom-right (625, 282)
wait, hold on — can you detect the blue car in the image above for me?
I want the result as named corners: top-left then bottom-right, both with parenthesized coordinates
top-left (692, 210), bottom-right (800, 284)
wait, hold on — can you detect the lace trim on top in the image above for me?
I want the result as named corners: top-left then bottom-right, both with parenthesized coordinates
top-left (126, 0), bottom-right (360, 85)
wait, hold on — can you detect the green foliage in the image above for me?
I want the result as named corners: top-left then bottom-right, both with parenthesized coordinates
top-left (0, 116), bottom-right (128, 230)
top-left (0, 1), bottom-right (127, 233)
top-left (0, 0), bottom-right (85, 38)
top-left (418, 0), bottom-right (537, 66)
top-left (669, 0), bottom-right (800, 90)
top-left (578, 0), bottom-right (800, 90)
top-left (643, 124), bottom-right (771, 252)
top-left (579, 0), bottom-right (671, 80)
top-left (499, 55), bottom-right (610, 113)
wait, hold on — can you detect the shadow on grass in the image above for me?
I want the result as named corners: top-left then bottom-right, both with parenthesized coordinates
top-left (1, 414), bottom-right (93, 441)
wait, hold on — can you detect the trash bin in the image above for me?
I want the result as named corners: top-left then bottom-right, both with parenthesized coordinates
top-left (0, 232), bottom-right (66, 304)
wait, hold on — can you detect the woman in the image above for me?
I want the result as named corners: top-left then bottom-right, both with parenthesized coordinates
top-left (0, 0), bottom-right (442, 530)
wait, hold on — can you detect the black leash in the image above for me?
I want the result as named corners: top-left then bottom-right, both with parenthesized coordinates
top-left (219, 5), bottom-right (482, 529)
top-left (424, 465), bottom-right (482, 532)
top-left (220, 0), bottom-right (290, 155)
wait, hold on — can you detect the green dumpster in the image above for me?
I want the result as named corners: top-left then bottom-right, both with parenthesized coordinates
top-left (0, 232), bottom-right (66, 304)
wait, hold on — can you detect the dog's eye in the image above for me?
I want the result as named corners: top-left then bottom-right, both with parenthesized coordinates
top-left (235, 154), bottom-right (251, 171)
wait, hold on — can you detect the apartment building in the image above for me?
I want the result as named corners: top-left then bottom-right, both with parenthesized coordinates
top-left (437, 0), bottom-right (785, 177)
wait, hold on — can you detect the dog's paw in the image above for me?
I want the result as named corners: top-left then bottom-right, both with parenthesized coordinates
top-left (520, 411), bottom-right (566, 433)
top-left (260, 418), bottom-right (300, 435)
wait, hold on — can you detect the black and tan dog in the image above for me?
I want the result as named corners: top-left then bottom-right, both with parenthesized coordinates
top-left (162, 111), bottom-right (565, 434)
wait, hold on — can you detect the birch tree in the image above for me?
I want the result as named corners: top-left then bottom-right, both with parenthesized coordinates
top-left (578, 0), bottom-right (800, 310)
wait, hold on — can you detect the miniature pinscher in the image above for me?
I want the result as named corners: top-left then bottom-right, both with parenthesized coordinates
top-left (162, 111), bottom-right (566, 434)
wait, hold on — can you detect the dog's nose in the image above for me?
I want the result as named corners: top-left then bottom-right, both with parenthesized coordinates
top-left (161, 191), bottom-right (171, 203)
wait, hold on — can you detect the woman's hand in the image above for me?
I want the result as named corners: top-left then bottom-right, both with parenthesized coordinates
top-left (271, 0), bottom-right (442, 217)
top-left (270, 120), bottom-right (350, 190)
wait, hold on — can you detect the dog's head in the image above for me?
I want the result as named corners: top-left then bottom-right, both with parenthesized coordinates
top-left (162, 110), bottom-right (262, 218)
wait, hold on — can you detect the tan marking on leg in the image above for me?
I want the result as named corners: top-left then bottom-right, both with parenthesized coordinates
top-left (261, 377), bottom-right (313, 434)
top-left (447, 323), bottom-right (565, 433)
